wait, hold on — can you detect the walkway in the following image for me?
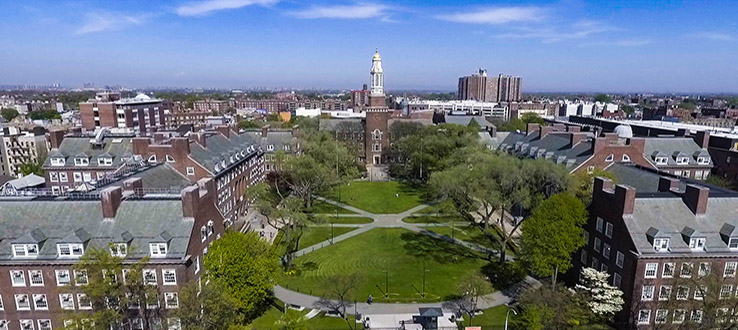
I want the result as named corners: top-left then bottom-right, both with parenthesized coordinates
top-left (275, 196), bottom-right (540, 315)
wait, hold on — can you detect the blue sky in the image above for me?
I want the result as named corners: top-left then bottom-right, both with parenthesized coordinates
top-left (1, 0), bottom-right (737, 93)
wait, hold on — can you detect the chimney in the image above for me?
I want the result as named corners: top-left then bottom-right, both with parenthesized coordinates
top-left (682, 184), bottom-right (710, 215)
top-left (123, 178), bottom-right (143, 197)
top-left (181, 185), bottom-right (200, 218)
top-left (539, 126), bottom-right (555, 138)
top-left (602, 132), bottom-right (619, 141)
top-left (196, 178), bottom-right (216, 204)
top-left (614, 184), bottom-right (636, 215)
top-left (153, 132), bottom-right (167, 144)
top-left (216, 125), bottom-right (231, 139)
top-left (170, 138), bottom-right (191, 159)
top-left (657, 176), bottom-right (680, 192)
top-left (569, 132), bottom-right (587, 147)
top-left (101, 186), bottom-right (123, 218)
top-left (694, 131), bottom-right (710, 149)
top-left (553, 123), bottom-right (566, 131)
top-left (593, 177), bottom-right (614, 200)
top-left (191, 132), bottom-right (207, 148)
top-left (489, 125), bottom-right (497, 138)
top-left (526, 123), bottom-right (540, 135)
top-left (261, 125), bottom-right (269, 138)
top-left (48, 129), bottom-right (66, 149)
top-left (70, 127), bottom-right (82, 135)
top-left (567, 126), bottom-right (581, 133)
top-left (592, 137), bottom-right (608, 154)
top-left (132, 137), bottom-right (151, 156)
top-left (627, 138), bottom-right (646, 153)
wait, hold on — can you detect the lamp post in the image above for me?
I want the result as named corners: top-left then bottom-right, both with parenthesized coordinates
top-left (505, 305), bottom-right (518, 330)
top-left (422, 264), bottom-right (430, 299)
top-left (382, 270), bottom-right (389, 298)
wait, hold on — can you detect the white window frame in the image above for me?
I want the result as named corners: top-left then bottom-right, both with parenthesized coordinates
top-left (57, 243), bottom-right (84, 257)
top-left (73, 172), bottom-right (82, 182)
top-left (195, 255), bottom-right (200, 274)
top-left (673, 309), bottom-right (686, 324)
top-left (654, 309), bottom-right (668, 324)
top-left (168, 318), bottom-right (181, 330)
top-left (28, 270), bottom-right (44, 286)
top-left (74, 157), bottom-right (89, 166)
top-left (596, 218), bottom-right (604, 232)
top-left (166, 154), bottom-right (175, 163)
top-left (143, 269), bottom-right (157, 285)
top-left (681, 262), bottom-right (693, 278)
top-left (82, 172), bottom-right (92, 182)
top-left (12, 244), bottom-right (39, 258)
top-left (150, 243), bottom-right (168, 257)
top-left (676, 286), bottom-right (689, 300)
top-left (77, 293), bottom-right (92, 310)
top-left (186, 166), bottom-right (195, 176)
top-left (720, 284), bottom-right (733, 299)
top-left (110, 243), bottom-right (127, 257)
top-left (56, 269), bottom-right (71, 286)
top-left (692, 310), bottom-right (703, 323)
top-left (37, 320), bottom-right (52, 330)
top-left (645, 263), bottom-right (658, 278)
top-left (165, 292), bottom-right (179, 309)
top-left (604, 222), bottom-right (613, 238)
top-left (10, 270), bottom-right (26, 287)
top-left (653, 238), bottom-right (669, 252)
top-left (75, 269), bottom-right (88, 285)
top-left (605, 154), bottom-right (614, 162)
top-left (698, 262), bottom-right (711, 277)
top-left (694, 286), bottom-right (707, 300)
top-left (622, 154), bottom-right (631, 162)
top-left (163, 269), bottom-right (177, 285)
top-left (49, 172), bottom-right (58, 182)
top-left (15, 294), bottom-right (30, 311)
top-left (662, 262), bottom-right (675, 278)
top-left (59, 293), bottom-right (75, 310)
top-left (616, 251), bottom-right (624, 268)
top-left (642, 285), bottom-right (654, 301)
top-left (51, 157), bottom-right (65, 166)
top-left (602, 243), bottom-right (611, 259)
top-left (725, 262), bottom-right (737, 278)
top-left (594, 237), bottom-right (601, 253)
top-left (638, 309), bottom-right (651, 325)
top-left (658, 285), bottom-right (671, 301)
top-left (729, 238), bottom-right (738, 249)
top-left (59, 172), bottom-right (68, 182)
top-left (19, 320), bottom-right (34, 330)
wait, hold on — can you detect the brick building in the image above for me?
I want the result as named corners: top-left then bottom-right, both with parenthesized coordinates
top-left (457, 69), bottom-right (522, 102)
top-left (0, 177), bottom-right (223, 330)
top-left (244, 126), bottom-right (300, 172)
top-left (80, 92), bottom-right (166, 134)
top-left (572, 172), bottom-right (738, 328)
top-left (1, 127), bottom-right (48, 178)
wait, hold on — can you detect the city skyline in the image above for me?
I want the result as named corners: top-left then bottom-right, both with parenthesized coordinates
top-left (1, 0), bottom-right (737, 93)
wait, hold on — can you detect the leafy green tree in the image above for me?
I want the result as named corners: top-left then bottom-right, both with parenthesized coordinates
top-left (276, 310), bottom-right (307, 330)
top-left (521, 193), bottom-right (587, 285)
top-left (705, 174), bottom-right (737, 190)
top-left (594, 94), bottom-right (611, 103)
top-left (28, 109), bottom-right (61, 120)
top-left (620, 104), bottom-right (635, 115)
top-left (445, 272), bottom-right (494, 326)
top-left (571, 168), bottom-right (616, 205)
top-left (66, 246), bottom-right (161, 330)
top-left (174, 281), bottom-right (243, 330)
top-left (1, 107), bottom-right (18, 121)
top-left (284, 155), bottom-right (333, 209)
top-left (517, 284), bottom-right (597, 329)
top-left (238, 120), bottom-right (260, 129)
top-left (204, 231), bottom-right (277, 322)
top-left (19, 160), bottom-right (44, 176)
top-left (520, 112), bottom-right (544, 126)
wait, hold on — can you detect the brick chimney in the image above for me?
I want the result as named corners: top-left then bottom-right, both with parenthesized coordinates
top-left (190, 132), bottom-right (207, 148)
top-left (101, 186), bottom-right (123, 218)
top-left (693, 131), bottom-right (710, 149)
top-left (181, 185), bottom-right (200, 218)
top-left (591, 137), bottom-right (609, 154)
top-left (216, 125), bottom-right (231, 139)
top-left (593, 177), bottom-right (614, 200)
top-left (526, 123), bottom-right (540, 135)
top-left (658, 176), bottom-right (680, 192)
top-left (567, 126), bottom-right (581, 133)
top-left (553, 123), bottom-right (566, 131)
top-left (170, 138), bottom-right (191, 161)
top-left (627, 138), bottom-right (646, 153)
top-left (682, 184), bottom-right (709, 215)
top-left (132, 137), bottom-right (151, 156)
top-left (488, 125), bottom-right (497, 138)
top-left (48, 129), bottom-right (66, 149)
top-left (676, 128), bottom-right (687, 137)
top-left (123, 178), bottom-right (143, 197)
top-left (153, 132), bottom-right (167, 144)
top-left (539, 126), bottom-right (555, 138)
top-left (261, 125), bottom-right (269, 137)
top-left (614, 184), bottom-right (636, 215)
top-left (196, 178), bottom-right (216, 204)
top-left (569, 132), bottom-right (587, 147)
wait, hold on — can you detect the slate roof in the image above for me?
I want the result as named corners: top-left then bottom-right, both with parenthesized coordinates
top-left (98, 163), bottom-right (193, 191)
top-left (642, 138), bottom-right (713, 167)
top-left (0, 199), bottom-right (193, 261)
top-left (188, 132), bottom-right (260, 173)
top-left (43, 136), bottom-right (134, 168)
top-left (319, 119), bottom-right (364, 133)
top-left (244, 130), bottom-right (298, 154)
top-left (607, 163), bottom-right (733, 197)
top-left (499, 131), bottom-right (596, 171)
top-left (442, 115), bottom-right (494, 128)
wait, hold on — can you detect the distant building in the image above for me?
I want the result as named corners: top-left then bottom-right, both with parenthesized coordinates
top-left (406, 99), bottom-right (509, 120)
top-left (244, 127), bottom-right (300, 172)
top-left (0, 127), bottom-right (48, 178)
top-left (457, 69), bottom-right (522, 102)
top-left (80, 92), bottom-right (166, 134)
top-left (192, 99), bottom-right (230, 113)
top-left (351, 84), bottom-right (370, 112)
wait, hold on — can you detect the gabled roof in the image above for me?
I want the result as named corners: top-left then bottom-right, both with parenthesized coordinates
top-left (60, 228), bottom-right (92, 244)
top-left (12, 229), bottom-right (47, 244)
top-left (418, 308), bottom-right (443, 317)
top-left (189, 132), bottom-right (259, 173)
top-left (642, 138), bottom-right (712, 167)
top-left (43, 136), bottom-right (134, 168)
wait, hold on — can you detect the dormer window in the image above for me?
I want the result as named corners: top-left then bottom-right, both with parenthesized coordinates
top-left (655, 157), bottom-right (668, 165)
top-left (654, 238), bottom-right (670, 252)
top-left (50, 157), bottom-right (65, 166)
top-left (729, 238), bottom-right (738, 249)
top-left (690, 238), bottom-right (706, 251)
top-left (110, 243), bottom-right (127, 257)
top-left (676, 157), bottom-right (689, 165)
top-left (605, 154), bottom-right (614, 162)
top-left (74, 157), bottom-right (89, 166)
top-left (150, 243), bottom-right (168, 257)
top-left (99, 157), bottom-right (113, 166)
top-left (57, 243), bottom-right (84, 257)
top-left (622, 154), bottom-right (631, 162)
top-left (267, 145), bottom-right (274, 151)
top-left (148, 154), bottom-right (157, 163)
top-left (12, 244), bottom-right (39, 258)
top-left (166, 155), bottom-right (175, 163)
top-left (697, 156), bottom-right (710, 165)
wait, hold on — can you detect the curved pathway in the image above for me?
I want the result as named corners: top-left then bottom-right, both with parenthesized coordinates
top-left (276, 196), bottom-right (540, 314)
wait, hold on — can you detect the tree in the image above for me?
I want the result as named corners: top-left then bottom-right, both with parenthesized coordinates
top-left (621, 104), bottom-right (635, 115)
top-left (67, 246), bottom-right (161, 330)
top-left (521, 193), bottom-right (587, 286)
top-left (238, 120), bottom-right (260, 129)
top-left (203, 231), bottom-right (277, 322)
top-left (174, 281), bottom-right (242, 330)
top-left (313, 273), bottom-right (362, 327)
top-left (1, 107), bottom-right (18, 121)
top-left (28, 109), bottom-right (61, 120)
top-left (575, 268), bottom-right (623, 319)
top-left (520, 112), bottom-right (544, 126)
top-left (276, 310), bottom-right (307, 330)
top-left (444, 272), bottom-right (494, 326)
top-left (594, 94), bottom-right (611, 103)
top-left (571, 168), bottom-right (616, 205)
top-left (518, 284), bottom-right (597, 329)
top-left (284, 155), bottom-right (333, 208)
top-left (19, 160), bottom-right (44, 176)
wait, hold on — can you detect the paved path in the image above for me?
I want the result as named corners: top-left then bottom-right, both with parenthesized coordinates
top-left (275, 196), bottom-right (539, 315)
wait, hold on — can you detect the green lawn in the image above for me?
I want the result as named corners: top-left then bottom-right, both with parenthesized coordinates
top-left (247, 303), bottom-right (363, 330)
top-left (402, 215), bottom-right (464, 224)
top-left (299, 227), bottom-right (358, 250)
top-left (307, 200), bottom-right (356, 214)
top-left (325, 181), bottom-right (424, 214)
top-left (457, 305), bottom-right (517, 329)
top-left (279, 228), bottom-right (490, 303)
top-left (323, 216), bottom-right (374, 224)
top-left (425, 224), bottom-right (517, 256)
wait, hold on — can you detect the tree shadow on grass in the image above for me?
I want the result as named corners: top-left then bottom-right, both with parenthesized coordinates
top-left (481, 261), bottom-right (527, 294)
top-left (400, 231), bottom-right (487, 264)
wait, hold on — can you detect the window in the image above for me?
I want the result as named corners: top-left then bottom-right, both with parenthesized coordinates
top-left (725, 262), bottom-right (737, 277)
top-left (580, 250), bottom-right (587, 264)
top-left (165, 292), bottom-right (179, 309)
top-left (146, 293), bottom-right (160, 309)
top-left (698, 156), bottom-right (710, 165)
top-left (29, 270), bottom-right (43, 286)
top-left (148, 154), bottom-right (157, 163)
top-left (653, 238), bottom-right (669, 251)
top-left (59, 293), bottom-right (75, 310)
top-left (638, 310), bottom-right (651, 324)
top-left (83, 172), bottom-right (92, 182)
top-left (77, 294), bottom-right (92, 310)
top-left (166, 154), bottom-right (175, 163)
top-left (658, 286), bottom-right (671, 301)
top-left (267, 144), bottom-right (274, 151)
top-left (186, 167), bottom-right (195, 176)
top-left (12, 244), bottom-right (39, 258)
top-left (642, 285), bottom-right (654, 301)
top-left (622, 154), bottom-right (631, 162)
top-left (75, 269), bottom-right (88, 285)
top-left (645, 263), bottom-right (658, 278)
top-left (200, 226), bottom-right (207, 242)
top-left (676, 156), bottom-right (688, 165)
top-left (168, 318), bottom-right (181, 330)
top-left (605, 154), bottom-right (614, 162)
top-left (690, 238), bottom-right (706, 251)
top-left (57, 243), bottom-right (84, 257)
top-left (74, 157), bottom-right (89, 166)
top-left (207, 220), bottom-right (214, 236)
top-left (616, 251), bottom-right (624, 268)
top-left (131, 318), bottom-right (143, 330)
top-left (11, 270), bottom-right (26, 286)
top-left (594, 237), bottom-right (601, 252)
top-left (56, 269), bottom-right (71, 286)
top-left (692, 310), bottom-right (703, 323)
top-left (676, 286), bottom-right (689, 300)
top-left (122, 269), bottom-right (130, 284)
top-left (110, 243), bottom-right (127, 257)
top-left (673, 309), bottom-right (686, 324)
top-left (605, 222), bottom-right (613, 238)
top-left (720, 284), bottom-right (733, 299)
top-left (583, 231), bottom-right (589, 246)
top-left (15, 294), bottom-right (30, 311)
top-left (37, 320), bottom-right (52, 330)
top-left (99, 157), bottom-right (113, 166)
top-left (73, 172), bottom-right (82, 182)
top-left (695, 286), bottom-right (707, 300)
top-left (655, 309), bottom-right (667, 324)
top-left (730, 238), bottom-right (738, 249)
top-left (698, 262), bottom-right (711, 277)
top-left (601, 264), bottom-right (608, 272)
top-left (143, 269), bottom-right (157, 285)
top-left (655, 157), bottom-right (667, 165)
top-left (59, 172), bottom-right (68, 182)
top-left (150, 243), bottom-right (168, 257)
top-left (596, 218), bottom-right (603, 232)
top-left (602, 243), bottom-right (611, 259)
top-left (195, 255), bottom-right (201, 274)
top-left (680, 262), bottom-right (693, 278)
top-left (163, 269), bottom-right (176, 285)
top-left (0, 295), bottom-right (3, 310)
top-left (19, 320), bottom-right (33, 330)
top-left (51, 157), bottom-right (65, 166)
top-left (662, 263), bottom-right (675, 278)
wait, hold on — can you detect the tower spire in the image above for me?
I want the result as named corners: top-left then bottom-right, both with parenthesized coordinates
top-left (370, 49), bottom-right (383, 96)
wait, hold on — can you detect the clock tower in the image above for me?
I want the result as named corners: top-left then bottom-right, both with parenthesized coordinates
top-left (365, 50), bottom-right (390, 166)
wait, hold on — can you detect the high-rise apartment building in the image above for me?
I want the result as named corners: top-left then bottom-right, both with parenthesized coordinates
top-left (0, 127), bottom-right (48, 178)
top-left (457, 69), bottom-right (522, 102)
top-left (80, 92), bottom-right (166, 134)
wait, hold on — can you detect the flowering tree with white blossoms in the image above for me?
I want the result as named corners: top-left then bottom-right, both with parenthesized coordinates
top-left (576, 267), bottom-right (624, 317)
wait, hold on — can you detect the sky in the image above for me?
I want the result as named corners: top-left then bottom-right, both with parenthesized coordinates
top-left (1, 0), bottom-right (737, 93)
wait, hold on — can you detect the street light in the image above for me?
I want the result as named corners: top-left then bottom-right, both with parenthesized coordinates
top-left (505, 305), bottom-right (518, 330)
top-left (382, 270), bottom-right (389, 298)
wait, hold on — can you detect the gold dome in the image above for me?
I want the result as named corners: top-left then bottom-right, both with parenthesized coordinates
top-left (373, 50), bottom-right (381, 60)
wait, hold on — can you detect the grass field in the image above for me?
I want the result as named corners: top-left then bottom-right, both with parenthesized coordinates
top-left (299, 227), bottom-right (358, 250)
top-left (279, 228), bottom-right (490, 303)
top-left (457, 305), bottom-right (516, 329)
top-left (247, 303), bottom-right (363, 330)
top-left (424, 225), bottom-right (517, 256)
top-left (322, 216), bottom-right (374, 224)
top-left (325, 181), bottom-right (424, 214)
top-left (307, 200), bottom-right (356, 214)
top-left (402, 215), bottom-right (464, 224)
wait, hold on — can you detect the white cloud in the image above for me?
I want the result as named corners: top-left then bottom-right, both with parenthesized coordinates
top-left (687, 32), bottom-right (736, 42)
top-left (290, 4), bottom-right (390, 19)
top-left (176, 0), bottom-right (279, 17)
top-left (582, 38), bottom-right (652, 47)
top-left (493, 20), bottom-right (613, 43)
top-left (436, 6), bottom-right (545, 25)
top-left (76, 12), bottom-right (149, 34)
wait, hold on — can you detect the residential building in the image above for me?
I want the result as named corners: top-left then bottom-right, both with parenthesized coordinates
top-left (0, 127), bottom-right (48, 178)
top-left (0, 177), bottom-right (223, 330)
top-left (192, 99), bottom-right (230, 113)
top-left (457, 69), bottom-right (522, 102)
top-left (572, 173), bottom-right (738, 328)
top-left (80, 92), bottom-right (166, 134)
top-left (405, 99), bottom-right (509, 120)
top-left (244, 126), bottom-right (300, 172)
